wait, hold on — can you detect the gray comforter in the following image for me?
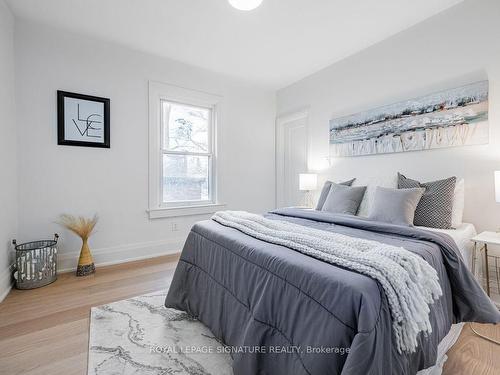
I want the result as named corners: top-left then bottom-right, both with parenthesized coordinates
top-left (165, 208), bottom-right (500, 375)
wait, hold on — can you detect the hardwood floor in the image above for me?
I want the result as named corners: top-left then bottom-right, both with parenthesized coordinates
top-left (0, 255), bottom-right (179, 375)
top-left (0, 254), bottom-right (499, 375)
top-left (444, 322), bottom-right (500, 375)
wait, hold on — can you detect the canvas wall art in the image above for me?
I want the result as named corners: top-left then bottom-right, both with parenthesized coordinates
top-left (329, 81), bottom-right (489, 157)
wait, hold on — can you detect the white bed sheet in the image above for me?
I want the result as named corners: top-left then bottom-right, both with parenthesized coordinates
top-left (417, 223), bottom-right (477, 270)
top-left (416, 323), bottom-right (464, 375)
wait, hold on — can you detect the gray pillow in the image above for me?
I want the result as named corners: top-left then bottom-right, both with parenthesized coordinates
top-left (315, 178), bottom-right (355, 210)
top-left (321, 182), bottom-right (366, 215)
top-left (398, 173), bottom-right (456, 229)
top-left (368, 187), bottom-right (425, 226)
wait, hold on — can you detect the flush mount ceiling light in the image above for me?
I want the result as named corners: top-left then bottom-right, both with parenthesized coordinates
top-left (228, 0), bottom-right (263, 11)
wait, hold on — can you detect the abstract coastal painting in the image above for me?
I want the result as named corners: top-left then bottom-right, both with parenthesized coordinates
top-left (329, 81), bottom-right (489, 157)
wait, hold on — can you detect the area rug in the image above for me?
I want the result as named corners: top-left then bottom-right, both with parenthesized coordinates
top-left (88, 285), bottom-right (460, 375)
top-left (88, 286), bottom-right (233, 375)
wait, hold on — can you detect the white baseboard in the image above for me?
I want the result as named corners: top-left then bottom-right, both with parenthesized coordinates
top-left (0, 237), bottom-right (184, 303)
top-left (57, 237), bottom-right (186, 273)
top-left (0, 264), bottom-right (14, 303)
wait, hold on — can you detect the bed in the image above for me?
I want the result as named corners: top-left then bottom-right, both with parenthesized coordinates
top-left (165, 208), bottom-right (499, 375)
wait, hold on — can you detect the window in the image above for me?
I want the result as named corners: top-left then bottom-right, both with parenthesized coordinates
top-left (161, 101), bottom-right (212, 204)
top-left (149, 82), bottom-right (224, 218)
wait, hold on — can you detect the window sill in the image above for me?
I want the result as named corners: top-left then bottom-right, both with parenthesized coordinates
top-left (148, 203), bottom-right (226, 219)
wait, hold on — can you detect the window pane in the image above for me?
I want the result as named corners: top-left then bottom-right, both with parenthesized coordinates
top-left (162, 154), bottom-right (210, 203)
top-left (162, 101), bottom-right (210, 153)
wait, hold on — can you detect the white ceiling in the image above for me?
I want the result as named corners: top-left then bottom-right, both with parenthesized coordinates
top-left (6, 0), bottom-right (463, 89)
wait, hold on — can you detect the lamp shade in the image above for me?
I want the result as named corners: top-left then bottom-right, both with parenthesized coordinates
top-left (299, 173), bottom-right (317, 191)
top-left (495, 171), bottom-right (500, 203)
top-left (228, 0), bottom-right (263, 11)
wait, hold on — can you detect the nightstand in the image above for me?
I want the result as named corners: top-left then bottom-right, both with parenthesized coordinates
top-left (471, 231), bottom-right (500, 297)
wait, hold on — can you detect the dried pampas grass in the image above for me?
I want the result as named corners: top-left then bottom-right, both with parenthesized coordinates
top-left (58, 214), bottom-right (98, 276)
top-left (58, 214), bottom-right (98, 241)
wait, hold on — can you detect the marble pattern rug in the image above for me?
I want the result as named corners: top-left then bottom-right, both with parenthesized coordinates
top-left (88, 286), bottom-right (233, 375)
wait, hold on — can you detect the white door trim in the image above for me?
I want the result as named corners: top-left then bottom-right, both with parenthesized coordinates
top-left (275, 109), bottom-right (309, 208)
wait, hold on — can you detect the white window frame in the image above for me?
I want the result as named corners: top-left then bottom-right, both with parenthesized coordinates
top-left (148, 81), bottom-right (225, 219)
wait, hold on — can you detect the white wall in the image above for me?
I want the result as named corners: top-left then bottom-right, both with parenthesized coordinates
top-left (277, 0), bottom-right (500, 232)
top-left (0, 0), bottom-right (16, 300)
top-left (15, 21), bottom-right (276, 270)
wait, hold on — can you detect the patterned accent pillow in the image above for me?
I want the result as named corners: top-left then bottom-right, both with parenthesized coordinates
top-left (315, 178), bottom-right (355, 210)
top-left (397, 173), bottom-right (457, 229)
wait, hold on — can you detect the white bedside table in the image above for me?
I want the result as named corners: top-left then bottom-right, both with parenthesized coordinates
top-left (471, 231), bottom-right (500, 297)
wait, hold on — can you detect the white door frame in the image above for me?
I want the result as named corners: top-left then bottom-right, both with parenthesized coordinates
top-left (275, 109), bottom-right (309, 208)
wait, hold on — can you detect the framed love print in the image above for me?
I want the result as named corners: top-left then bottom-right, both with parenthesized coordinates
top-left (57, 91), bottom-right (110, 148)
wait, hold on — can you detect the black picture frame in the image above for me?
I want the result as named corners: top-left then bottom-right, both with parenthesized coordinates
top-left (57, 90), bottom-right (110, 148)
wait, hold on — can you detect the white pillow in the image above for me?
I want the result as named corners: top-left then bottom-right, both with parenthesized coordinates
top-left (355, 175), bottom-right (398, 217)
top-left (451, 178), bottom-right (465, 228)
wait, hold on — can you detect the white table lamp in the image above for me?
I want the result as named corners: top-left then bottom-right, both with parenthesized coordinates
top-left (299, 173), bottom-right (317, 208)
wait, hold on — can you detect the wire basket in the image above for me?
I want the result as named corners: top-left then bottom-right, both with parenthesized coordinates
top-left (12, 234), bottom-right (59, 289)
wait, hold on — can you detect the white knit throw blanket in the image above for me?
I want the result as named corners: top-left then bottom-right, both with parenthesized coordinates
top-left (212, 211), bottom-right (442, 353)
